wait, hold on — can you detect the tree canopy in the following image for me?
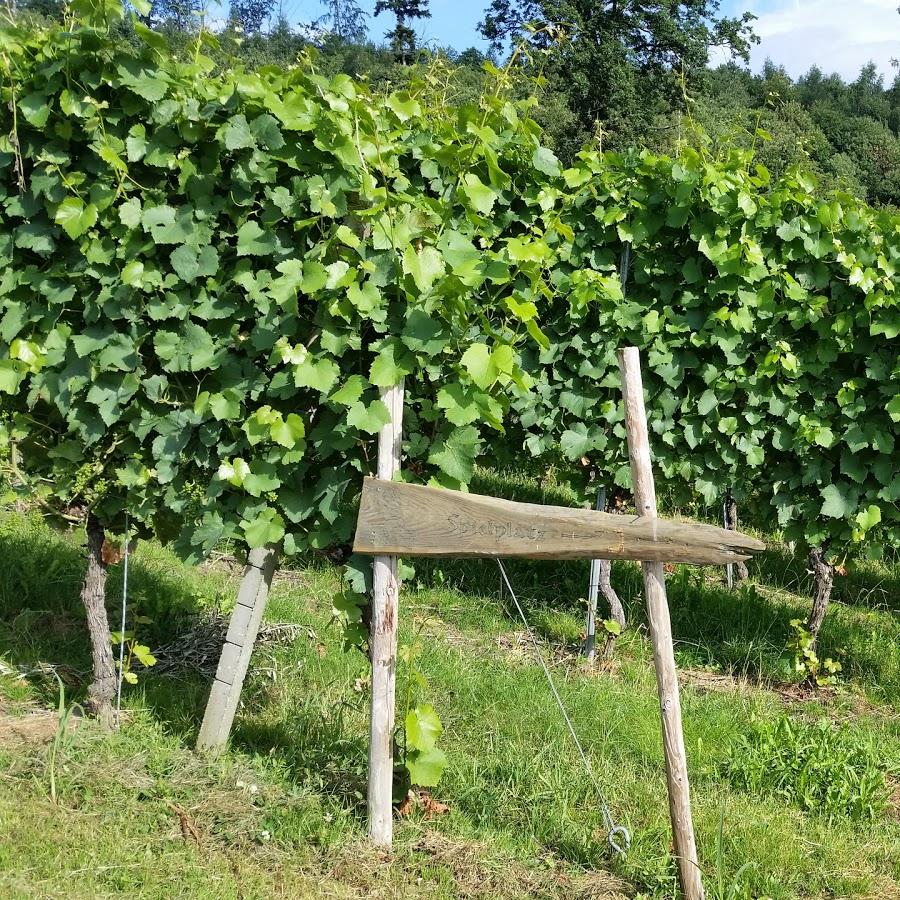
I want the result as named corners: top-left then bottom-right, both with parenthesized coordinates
top-left (479, 0), bottom-right (758, 154)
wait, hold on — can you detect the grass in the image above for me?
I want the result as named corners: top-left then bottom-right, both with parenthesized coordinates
top-left (1, 469), bottom-right (899, 899)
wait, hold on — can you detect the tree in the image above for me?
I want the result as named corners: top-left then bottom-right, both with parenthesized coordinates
top-left (479, 0), bottom-right (758, 157)
top-left (148, 0), bottom-right (204, 30)
top-left (319, 0), bottom-right (368, 44)
top-left (229, 0), bottom-right (276, 35)
top-left (374, 0), bottom-right (430, 63)
top-left (12, 0), bottom-right (66, 20)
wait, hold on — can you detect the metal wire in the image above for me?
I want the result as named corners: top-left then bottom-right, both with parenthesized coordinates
top-left (495, 559), bottom-right (631, 856)
top-left (115, 513), bottom-right (130, 729)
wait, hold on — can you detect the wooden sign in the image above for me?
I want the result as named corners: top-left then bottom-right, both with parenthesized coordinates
top-left (353, 477), bottom-right (764, 565)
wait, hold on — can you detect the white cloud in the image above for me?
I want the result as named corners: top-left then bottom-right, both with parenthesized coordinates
top-left (740, 0), bottom-right (900, 81)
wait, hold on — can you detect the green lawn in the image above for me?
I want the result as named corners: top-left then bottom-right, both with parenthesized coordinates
top-left (1, 473), bottom-right (899, 899)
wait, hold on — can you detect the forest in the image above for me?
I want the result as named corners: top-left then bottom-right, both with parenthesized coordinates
top-left (15, 0), bottom-right (900, 208)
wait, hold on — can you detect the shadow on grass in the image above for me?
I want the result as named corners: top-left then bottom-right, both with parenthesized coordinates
top-left (231, 694), bottom-right (370, 812)
top-left (748, 545), bottom-right (900, 614)
top-left (0, 509), bottom-right (222, 725)
top-left (410, 544), bottom-right (900, 703)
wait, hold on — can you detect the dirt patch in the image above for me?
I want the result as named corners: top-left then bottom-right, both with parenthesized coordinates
top-left (0, 703), bottom-right (79, 749)
top-left (496, 630), bottom-right (584, 668)
top-left (887, 778), bottom-right (900, 821)
top-left (678, 667), bottom-right (813, 703)
top-left (679, 668), bottom-right (757, 696)
top-left (150, 612), bottom-right (312, 676)
top-left (324, 830), bottom-right (632, 900)
top-left (409, 830), bottom-right (631, 899)
top-left (417, 616), bottom-right (490, 656)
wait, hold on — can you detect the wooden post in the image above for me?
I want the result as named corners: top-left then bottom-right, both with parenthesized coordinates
top-left (618, 347), bottom-right (704, 900)
top-left (368, 380), bottom-right (405, 847)
top-left (197, 544), bottom-right (277, 753)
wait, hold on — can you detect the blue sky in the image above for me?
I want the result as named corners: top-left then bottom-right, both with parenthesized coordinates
top-left (721, 0), bottom-right (899, 80)
top-left (287, 1), bottom-right (899, 82)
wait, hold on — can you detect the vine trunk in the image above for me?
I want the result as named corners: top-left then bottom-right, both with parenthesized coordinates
top-left (725, 495), bottom-right (749, 582)
top-left (81, 513), bottom-right (116, 729)
top-left (807, 546), bottom-right (834, 644)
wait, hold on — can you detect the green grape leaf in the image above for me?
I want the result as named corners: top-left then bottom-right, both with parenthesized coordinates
top-left (271, 413), bottom-right (305, 448)
top-left (820, 484), bottom-right (856, 519)
top-left (347, 399), bottom-right (392, 434)
top-left (370, 342), bottom-right (415, 388)
top-left (428, 426), bottom-right (480, 482)
top-left (887, 395), bottom-right (900, 423)
top-left (132, 644), bottom-right (157, 667)
top-left (241, 509), bottom-right (285, 549)
top-left (460, 174), bottom-right (497, 215)
top-left (461, 343), bottom-right (494, 390)
top-left (55, 197), bottom-right (97, 239)
top-left (405, 746), bottom-right (448, 787)
top-left (402, 244), bottom-right (445, 292)
top-left (222, 114), bottom-right (256, 150)
top-left (855, 504), bottom-right (881, 531)
top-left (20, 92), bottom-right (50, 128)
top-left (405, 704), bottom-right (442, 752)
top-left (294, 356), bottom-right (340, 393)
top-left (237, 220), bottom-right (276, 256)
top-left (532, 147), bottom-right (561, 177)
top-left (330, 376), bottom-right (367, 406)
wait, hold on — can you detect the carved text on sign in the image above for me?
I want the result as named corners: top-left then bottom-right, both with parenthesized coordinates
top-left (447, 514), bottom-right (547, 542)
top-left (354, 477), bottom-right (764, 564)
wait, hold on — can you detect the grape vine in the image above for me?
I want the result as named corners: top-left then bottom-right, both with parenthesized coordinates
top-left (0, 2), bottom-right (554, 560)
top-left (1, 2), bottom-right (898, 623)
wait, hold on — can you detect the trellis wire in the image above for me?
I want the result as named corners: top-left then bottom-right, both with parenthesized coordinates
top-left (495, 559), bottom-right (630, 856)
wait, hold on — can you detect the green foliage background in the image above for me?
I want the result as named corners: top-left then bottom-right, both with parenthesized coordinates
top-left (1, 2), bottom-right (898, 565)
top-left (0, 1), bottom-right (553, 560)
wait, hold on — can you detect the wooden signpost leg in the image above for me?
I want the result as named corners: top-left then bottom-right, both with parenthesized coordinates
top-left (618, 347), bottom-right (705, 900)
top-left (368, 380), bottom-right (405, 847)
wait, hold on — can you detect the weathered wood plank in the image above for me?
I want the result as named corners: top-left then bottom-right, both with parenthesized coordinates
top-left (353, 478), bottom-right (764, 565)
top-left (196, 544), bottom-right (278, 753)
top-left (368, 381), bottom-right (405, 848)
top-left (619, 346), bottom-right (704, 900)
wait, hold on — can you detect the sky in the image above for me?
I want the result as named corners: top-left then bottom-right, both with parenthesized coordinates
top-left (287, 0), bottom-right (900, 84)
top-left (722, 0), bottom-right (899, 81)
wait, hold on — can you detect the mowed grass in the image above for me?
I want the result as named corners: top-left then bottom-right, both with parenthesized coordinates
top-left (0, 470), bottom-right (898, 899)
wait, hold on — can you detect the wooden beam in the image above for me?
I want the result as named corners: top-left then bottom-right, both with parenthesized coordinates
top-left (368, 381), bottom-right (405, 848)
top-left (354, 479), bottom-right (763, 565)
top-left (618, 346), bottom-right (704, 900)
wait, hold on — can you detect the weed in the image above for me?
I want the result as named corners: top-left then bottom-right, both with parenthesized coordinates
top-left (710, 800), bottom-right (763, 900)
top-left (723, 715), bottom-right (888, 821)
top-left (47, 673), bottom-right (80, 804)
